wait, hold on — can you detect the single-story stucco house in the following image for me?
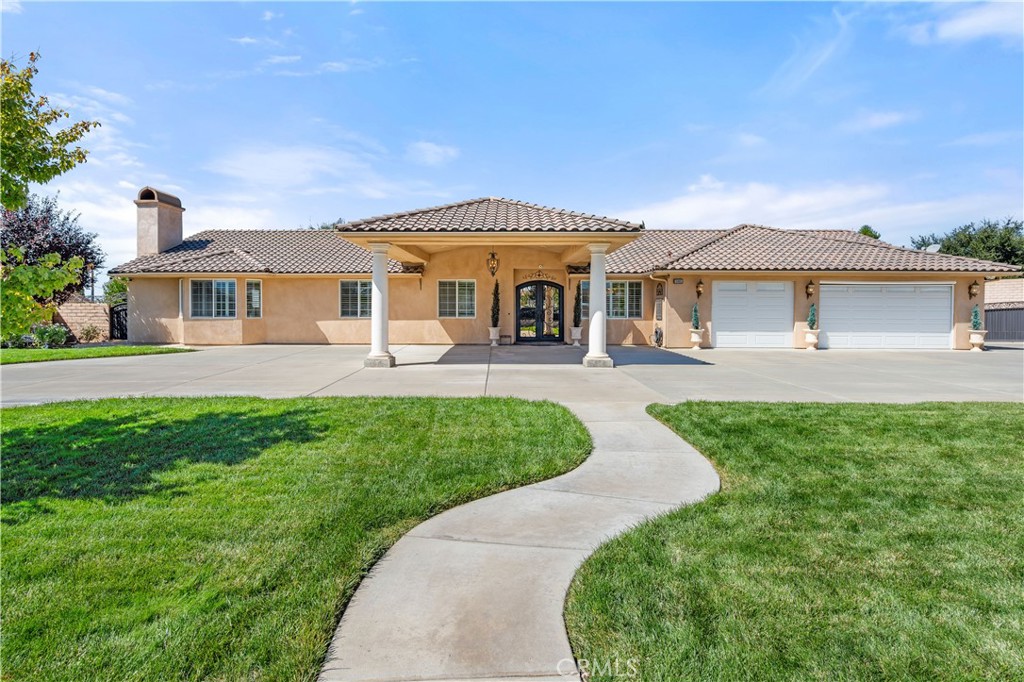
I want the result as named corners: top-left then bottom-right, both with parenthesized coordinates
top-left (110, 187), bottom-right (1021, 367)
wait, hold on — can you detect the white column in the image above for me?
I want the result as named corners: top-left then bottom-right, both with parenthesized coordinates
top-left (583, 243), bottom-right (614, 368)
top-left (365, 242), bottom-right (396, 367)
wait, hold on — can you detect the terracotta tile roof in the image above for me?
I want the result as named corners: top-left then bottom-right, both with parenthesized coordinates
top-left (337, 197), bottom-right (643, 233)
top-left (605, 229), bottom-right (727, 274)
top-left (110, 230), bottom-right (404, 275)
top-left (658, 225), bottom-right (1020, 273)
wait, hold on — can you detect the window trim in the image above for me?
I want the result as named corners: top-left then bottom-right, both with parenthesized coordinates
top-left (245, 279), bottom-right (262, 319)
top-left (579, 280), bottom-right (644, 320)
top-left (437, 279), bottom-right (477, 319)
top-left (339, 279), bottom-right (372, 319)
top-left (189, 278), bottom-right (237, 319)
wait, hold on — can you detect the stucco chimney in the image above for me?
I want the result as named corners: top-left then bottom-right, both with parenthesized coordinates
top-left (134, 186), bottom-right (184, 256)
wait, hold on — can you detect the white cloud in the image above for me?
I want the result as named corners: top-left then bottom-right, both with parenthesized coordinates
top-left (80, 86), bottom-right (133, 107)
top-left (617, 175), bottom-right (1021, 247)
top-left (263, 55), bottom-right (301, 65)
top-left (1, 0), bottom-right (23, 14)
top-left (405, 141), bottom-right (459, 167)
top-left (759, 7), bottom-right (854, 96)
top-left (205, 146), bottom-right (367, 188)
top-left (261, 10), bottom-right (282, 21)
top-left (901, 2), bottom-right (1023, 46)
top-left (735, 133), bottom-right (766, 148)
top-left (319, 58), bottom-right (382, 73)
top-left (229, 36), bottom-right (282, 48)
top-left (840, 109), bottom-right (917, 133)
top-left (947, 130), bottom-right (1022, 147)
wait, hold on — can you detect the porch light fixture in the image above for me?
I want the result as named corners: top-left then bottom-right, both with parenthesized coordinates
top-left (805, 280), bottom-right (815, 299)
top-left (695, 279), bottom-right (704, 298)
top-left (968, 280), bottom-right (980, 299)
top-left (672, 278), bottom-right (684, 285)
top-left (486, 251), bottom-right (499, 277)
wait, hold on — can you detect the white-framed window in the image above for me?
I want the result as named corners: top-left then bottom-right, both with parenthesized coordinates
top-left (579, 280), bottom-right (643, 319)
top-left (340, 280), bottom-right (372, 318)
top-left (245, 280), bottom-right (262, 319)
top-left (438, 280), bottom-right (476, 318)
top-left (190, 279), bottom-right (236, 318)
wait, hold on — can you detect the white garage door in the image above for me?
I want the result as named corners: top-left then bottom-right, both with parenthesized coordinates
top-left (712, 281), bottom-right (794, 348)
top-left (820, 284), bottom-right (952, 349)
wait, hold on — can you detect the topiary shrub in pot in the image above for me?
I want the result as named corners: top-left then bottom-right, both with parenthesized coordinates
top-left (488, 281), bottom-right (501, 346)
top-left (570, 283), bottom-right (583, 346)
top-left (969, 304), bottom-right (987, 351)
top-left (805, 303), bottom-right (820, 350)
top-left (689, 303), bottom-right (703, 350)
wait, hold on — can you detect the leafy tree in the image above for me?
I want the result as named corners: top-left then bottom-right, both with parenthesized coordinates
top-left (1, 247), bottom-right (83, 342)
top-left (308, 218), bottom-right (346, 230)
top-left (1, 193), bottom-right (104, 303)
top-left (1, 53), bottom-right (100, 209)
top-left (858, 225), bottom-right (880, 239)
top-left (911, 218), bottom-right (1024, 268)
top-left (103, 276), bottom-right (128, 305)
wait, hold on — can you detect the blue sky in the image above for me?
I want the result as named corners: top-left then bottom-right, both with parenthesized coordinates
top-left (2, 1), bottom-right (1022, 280)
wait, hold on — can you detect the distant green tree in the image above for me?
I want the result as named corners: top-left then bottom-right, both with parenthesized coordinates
top-left (911, 218), bottom-right (1023, 268)
top-left (103, 276), bottom-right (129, 305)
top-left (1, 53), bottom-right (99, 209)
top-left (307, 218), bottom-right (346, 230)
top-left (858, 225), bottom-right (881, 239)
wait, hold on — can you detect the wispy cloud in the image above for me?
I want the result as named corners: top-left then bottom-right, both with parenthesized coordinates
top-left (229, 36), bottom-right (282, 48)
top-left (1, 0), bottom-right (23, 14)
top-left (759, 7), bottom-right (855, 96)
top-left (902, 2), bottom-right (1024, 46)
top-left (735, 133), bottom-right (766, 148)
top-left (273, 58), bottom-right (384, 77)
top-left (839, 109), bottom-right (918, 134)
top-left (405, 141), bottom-right (460, 167)
top-left (947, 130), bottom-right (1022, 147)
top-left (261, 10), bottom-right (282, 22)
top-left (618, 175), bottom-right (1020, 246)
top-left (263, 55), bottom-right (301, 66)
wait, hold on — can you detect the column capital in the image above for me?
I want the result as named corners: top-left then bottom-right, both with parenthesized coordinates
top-left (587, 243), bottom-right (611, 255)
top-left (368, 242), bottom-right (392, 254)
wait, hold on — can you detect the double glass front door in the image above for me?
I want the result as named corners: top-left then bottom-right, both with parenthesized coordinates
top-left (516, 281), bottom-right (563, 342)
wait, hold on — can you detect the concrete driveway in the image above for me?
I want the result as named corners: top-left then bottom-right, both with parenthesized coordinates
top-left (2, 343), bottom-right (1021, 407)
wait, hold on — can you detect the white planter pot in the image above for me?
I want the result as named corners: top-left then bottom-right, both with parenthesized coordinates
top-left (570, 326), bottom-right (582, 347)
top-left (804, 329), bottom-right (820, 350)
top-left (969, 329), bottom-right (987, 352)
top-left (488, 327), bottom-right (500, 347)
top-left (689, 328), bottom-right (703, 350)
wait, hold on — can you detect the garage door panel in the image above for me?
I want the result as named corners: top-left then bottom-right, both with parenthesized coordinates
top-left (712, 281), bottom-right (794, 348)
top-left (820, 284), bottom-right (951, 349)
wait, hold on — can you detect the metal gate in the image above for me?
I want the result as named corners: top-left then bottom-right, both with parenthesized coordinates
top-left (110, 303), bottom-right (128, 340)
top-left (986, 307), bottom-right (1024, 342)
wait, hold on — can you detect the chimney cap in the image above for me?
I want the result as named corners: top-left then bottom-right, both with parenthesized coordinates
top-left (135, 186), bottom-right (183, 209)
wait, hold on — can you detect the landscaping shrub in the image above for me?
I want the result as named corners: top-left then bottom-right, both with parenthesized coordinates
top-left (32, 323), bottom-right (69, 348)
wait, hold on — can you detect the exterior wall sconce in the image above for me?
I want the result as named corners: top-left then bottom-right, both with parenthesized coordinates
top-left (672, 278), bottom-right (684, 285)
top-left (968, 280), bottom-right (980, 299)
top-left (695, 279), bottom-right (704, 298)
top-left (805, 280), bottom-right (815, 299)
top-left (486, 251), bottom-right (499, 277)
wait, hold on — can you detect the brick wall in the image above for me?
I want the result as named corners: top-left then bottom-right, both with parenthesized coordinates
top-left (985, 278), bottom-right (1024, 305)
top-left (55, 301), bottom-right (110, 341)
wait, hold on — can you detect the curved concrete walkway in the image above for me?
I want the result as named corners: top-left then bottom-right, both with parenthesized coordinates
top-left (317, 398), bottom-right (720, 682)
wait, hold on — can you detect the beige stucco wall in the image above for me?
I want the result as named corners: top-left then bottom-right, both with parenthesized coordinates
top-left (125, 250), bottom-right (985, 350)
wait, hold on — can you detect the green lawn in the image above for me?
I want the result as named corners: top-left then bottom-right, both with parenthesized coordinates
top-left (1, 397), bottom-right (590, 682)
top-left (566, 402), bottom-right (1024, 682)
top-left (0, 345), bottom-right (193, 364)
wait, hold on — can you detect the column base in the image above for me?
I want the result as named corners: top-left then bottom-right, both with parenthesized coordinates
top-left (364, 354), bottom-right (396, 368)
top-left (583, 354), bottom-right (614, 368)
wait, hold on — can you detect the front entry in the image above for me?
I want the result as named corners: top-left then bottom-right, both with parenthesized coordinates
top-left (516, 281), bottom-right (564, 343)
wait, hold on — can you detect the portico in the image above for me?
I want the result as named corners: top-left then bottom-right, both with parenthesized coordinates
top-left (337, 198), bottom-right (642, 368)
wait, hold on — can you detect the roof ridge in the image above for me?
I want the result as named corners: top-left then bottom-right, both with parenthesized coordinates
top-left (340, 196), bottom-right (642, 230)
top-left (659, 224), bottom-right (749, 269)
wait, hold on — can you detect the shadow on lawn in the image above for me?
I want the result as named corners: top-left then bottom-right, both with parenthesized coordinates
top-left (1, 406), bottom-right (323, 523)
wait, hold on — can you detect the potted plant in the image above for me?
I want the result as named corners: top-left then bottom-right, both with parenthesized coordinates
top-left (488, 281), bottom-right (501, 346)
top-left (805, 303), bottom-right (820, 350)
top-left (689, 303), bottom-right (703, 349)
top-left (969, 304), bottom-right (986, 351)
top-left (570, 283), bottom-right (583, 346)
